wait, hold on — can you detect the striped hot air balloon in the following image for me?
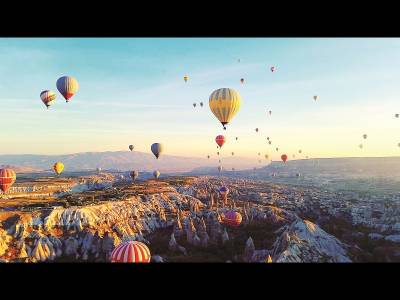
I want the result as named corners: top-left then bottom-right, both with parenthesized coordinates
top-left (53, 162), bottom-right (64, 175)
top-left (0, 168), bottom-right (16, 193)
top-left (110, 241), bottom-right (151, 263)
top-left (215, 135), bottom-right (226, 148)
top-left (40, 90), bottom-right (57, 109)
top-left (209, 88), bottom-right (241, 130)
top-left (56, 76), bottom-right (79, 102)
top-left (222, 210), bottom-right (242, 227)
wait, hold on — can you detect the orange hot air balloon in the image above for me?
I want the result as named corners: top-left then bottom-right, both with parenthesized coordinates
top-left (281, 154), bottom-right (288, 162)
top-left (215, 135), bottom-right (225, 148)
top-left (0, 168), bottom-right (16, 193)
top-left (222, 210), bottom-right (242, 227)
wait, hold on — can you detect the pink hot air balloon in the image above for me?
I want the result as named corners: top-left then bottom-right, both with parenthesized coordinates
top-left (222, 210), bottom-right (242, 227)
top-left (110, 241), bottom-right (151, 263)
top-left (270, 66), bottom-right (276, 72)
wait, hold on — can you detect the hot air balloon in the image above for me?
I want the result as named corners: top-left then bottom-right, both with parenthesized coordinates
top-left (267, 137), bottom-right (270, 140)
top-left (265, 154), bottom-right (269, 159)
top-left (258, 152), bottom-right (261, 156)
top-left (217, 151), bottom-right (220, 156)
top-left (359, 144), bottom-right (363, 149)
top-left (219, 186), bottom-right (229, 197)
top-left (207, 155), bottom-right (210, 159)
top-left (56, 76), bottom-right (79, 103)
top-left (130, 170), bottom-right (139, 181)
top-left (129, 145), bottom-right (134, 151)
top-left (193, 103), bottom-right (197, 108)
top-left (235, 137), bottom-right (238, 141)
top-left (218, 166), bottom-right (223, 172)
top-left (396, 114), bottom-right (399, 118)
top-left (255, 128), bottom-right (259, 133)
top-left (269, 110), bottom-right (272, 116)
top-left (313, 95), bottom-right (318, 101)
top-left (268, 141), bottom-right (272, 145)
top-left (53, 162), bottom-right (64, 175)
top-left (276, 147), bottom-right (279, 152)
top-left (298, 150), bottom-right (302, 154)
top-left (240, 78), bottom-right (244, 84)
top-left (110, 241), bottom-right (151, 263)
top-left (281, 154), bottom-right (288, 162)
top-left (363, 134), bottom-right (367, 139)
top-left (231, 152), bottom-right (234, 156)
top-left (151, 143), bottom-right (163, 159)
top-left (40, 90), bottom-right (56, 109)
top-left (270, 66), bottom-right (276, 72)
top-left (215, 135), bottom-right (226, 148)
top-left (209, 88), bottom-right (241, 130)
top-left (153, 170), bottom-right (160, 179)
top-left (222, 211), bottom-right (242, 227)
top-left (200, 102), bottom-right (203, 107)
top-left (0, 168), bottom-right (16, 193)
top-left (183, 75), bottom-right (189, 82)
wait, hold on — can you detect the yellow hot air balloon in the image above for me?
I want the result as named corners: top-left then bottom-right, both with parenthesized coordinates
top-left (183, 75), bottom-right (189, 82)
top-left (53, 162), bottom-right (64, 175)
top-left (209, 88), bottom-right (241, 130)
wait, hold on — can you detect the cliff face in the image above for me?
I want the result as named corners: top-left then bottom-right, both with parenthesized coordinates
top-left (0, 175), bottom-right (353, 263)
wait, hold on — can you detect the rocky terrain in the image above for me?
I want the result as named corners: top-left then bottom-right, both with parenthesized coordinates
top-left (0, 174), bottom-right (398, 262)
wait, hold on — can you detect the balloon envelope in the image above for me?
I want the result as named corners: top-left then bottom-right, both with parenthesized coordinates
top-left (153, 170), bottom-right (160, 179)
top-left (215, 135), bottom-right (225, 148)
top-left (222, 211), bottom-right (242, 227)
top-left (130, 171), bottom-right (139, 181)
top-left (111, 241), bottom-right (151, 263)
top-left (40, 90), bottom-right (56, 108)
top-left (151, 143), bottom-right (163, 159)
top-left (56, 76), bottom-right (79, 102)
top-left (281, 154), bottom-right (288, 162)
top-left (209, 88), bottom-right (241, 130)
top-left (53, 162), bottom-right (64, 175)
top-left (129, 145), bottom-right (134, 151)
top-left (0, 168), bottom-right (16, 193)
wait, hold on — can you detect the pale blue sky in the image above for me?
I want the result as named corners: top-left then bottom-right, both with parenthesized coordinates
top-left (0, 38), bottom-right (400, 160)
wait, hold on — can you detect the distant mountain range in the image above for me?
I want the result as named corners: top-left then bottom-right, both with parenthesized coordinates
top-left (1, 153), bottom-right (399, 177)
top-left (0, 151), bottom-right (258, 173)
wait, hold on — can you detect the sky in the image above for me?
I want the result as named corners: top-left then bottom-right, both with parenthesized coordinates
top-left (0, 38), bottom-right (399, 161)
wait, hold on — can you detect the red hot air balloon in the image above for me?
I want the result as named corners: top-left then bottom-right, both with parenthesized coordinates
top-left (215, 135), bottom-right (225, 148)
top-left (111, 241), bottom-right (151, 263)
top-left (0, 168), bottom-right (16, 190)
top-left (0, 168), bottom-right (16, 193)
top-left (281, 154), bottom-right (288, 162)
top-left (222, 210), bottom-right (242, 227)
